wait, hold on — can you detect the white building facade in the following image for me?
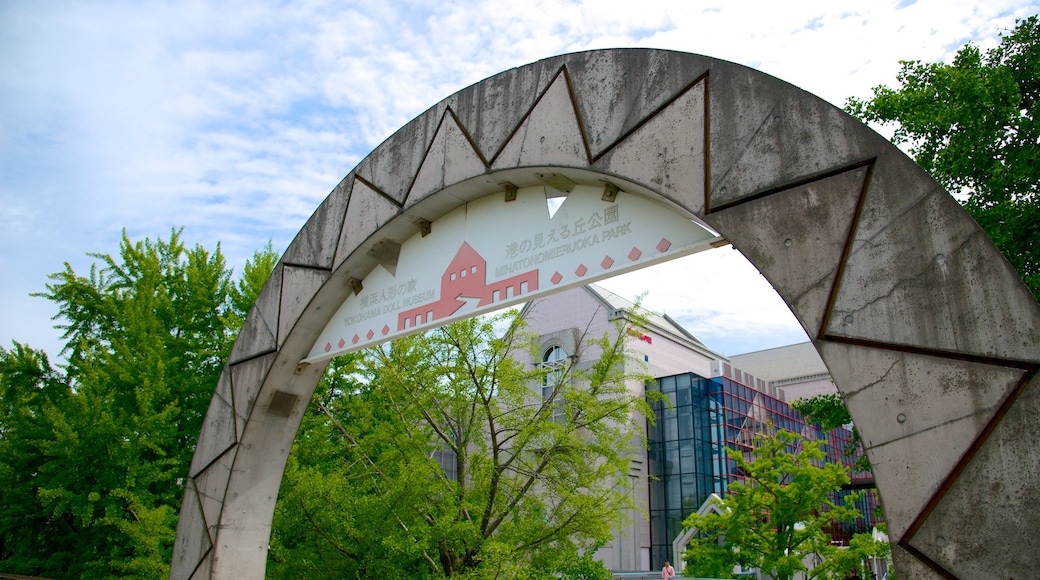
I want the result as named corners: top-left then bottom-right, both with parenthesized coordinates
top-left (519, 284), bottom-right (877, 575)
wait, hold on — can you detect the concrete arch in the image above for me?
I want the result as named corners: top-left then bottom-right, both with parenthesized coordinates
top-left (171, 49), bottom-right (1040, 579)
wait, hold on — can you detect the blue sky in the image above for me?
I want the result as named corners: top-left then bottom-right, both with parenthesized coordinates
top-left (3, 0), bottom-right (1037, 359)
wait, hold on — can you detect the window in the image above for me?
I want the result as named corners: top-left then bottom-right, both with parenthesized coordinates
top-left (542, 345), bottom-right (567, 385)
top-left (541, 345), bottom-right (568, 423)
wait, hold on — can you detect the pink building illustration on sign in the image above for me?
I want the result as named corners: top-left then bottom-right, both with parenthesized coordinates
top-left (398, 242), bottom-right (538, 331)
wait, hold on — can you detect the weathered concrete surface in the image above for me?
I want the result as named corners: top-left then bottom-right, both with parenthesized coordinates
top-left (818, 343), bottom-right (1026, 541)
top-left (701, 166), bottom-right (867, 335)
top-left (909, 371), bottom-right (1040, 578)
top-left (172, 49), bottom-right (1040, 579)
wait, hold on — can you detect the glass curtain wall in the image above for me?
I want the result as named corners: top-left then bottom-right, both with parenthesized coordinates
top-left (647, 372), bottom-right (882, 570)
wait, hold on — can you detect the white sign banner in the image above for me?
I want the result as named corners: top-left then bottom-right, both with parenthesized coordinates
top-left (305, 185), bottom-right (720, 362)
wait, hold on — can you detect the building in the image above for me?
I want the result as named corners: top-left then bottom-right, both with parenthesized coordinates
top-left (398, 241), bottom-right (539, 331)
top-left (519, 284), bottom-right (882, 575)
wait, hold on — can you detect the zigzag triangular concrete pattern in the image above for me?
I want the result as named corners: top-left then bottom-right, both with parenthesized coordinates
top-left (448, 60), bottom-right (562, 166)
top-left (354, 107), bottom-right (445, 205)
top-left (231, 352), bottom-right (276, 441)
top-left (827, 153), bottom-right (1040, 362)
top-left (334, 178), bottom-right (402, 271)
top-left (594, 79), bottom-right (706, 214)
top-left (282, 174), bottom-right (352, 269)
top-left (565, 50), bottom-right (714, 160)
top-left (170, 479), bottom-right (211, 580)
top-left (228, 265), bottom-right (281, 364)
top-left (406, 110), bottom-right (488, 209)
top-left (702, 167), bottom-right (867, 336)
top-left (352, 56), bottom-right (609, 203)
top-left (277, 265), bottom-right (331, 348)
top-left (707, 70), bottom-right (879, 210)
top-left (228, 305), bottom-right (277, 364)
top-left (491, 71), bottom-right (589, 170)
top-left (818, 341), bottom-right (1025, 541)
top-left (194, 448), bottom-right (235, 543)
top-left (909, 371), bottom-right (1039, 579)
top-left (189, 368), bottom-right (237, 478)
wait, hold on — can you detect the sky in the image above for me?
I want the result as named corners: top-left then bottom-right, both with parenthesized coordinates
top-left (2, 0), bottom-right (1037, 360)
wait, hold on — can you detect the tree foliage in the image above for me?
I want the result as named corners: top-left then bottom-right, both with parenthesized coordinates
top-left (269, 307), bottom-right (655, 579)
top-left (0, 230), bottom-right (277, 578)
top-left (789, 394), bottom-right (850, 433)
top-left (846, 15), bottom-right (1040, 300)
top-left (681, 430), bottom-right (888, 580)
top-left (789, 393), bottom-right (870, 474)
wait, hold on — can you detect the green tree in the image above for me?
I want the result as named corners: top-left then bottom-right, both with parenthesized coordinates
top-left (0, 230), bottom-right (277, 578)
top-left (846, 15), bottom-right (1040, 300)
top-left (226, 239), bottom-right (279, 331)
top-left (681, 430), bottom-right (888, 580)
top-left (270, 308), bottom-right (654, 579)
top-left (789, 393), bottom-right (871, 473)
